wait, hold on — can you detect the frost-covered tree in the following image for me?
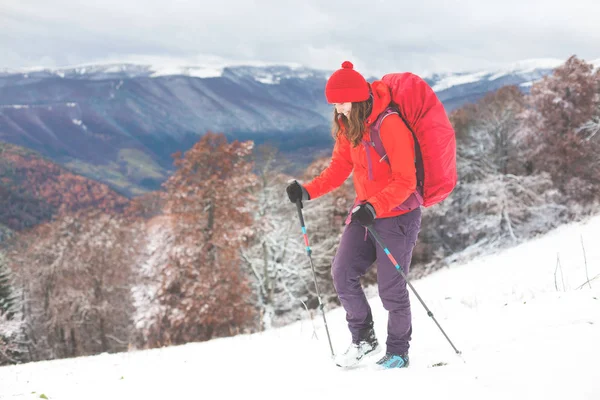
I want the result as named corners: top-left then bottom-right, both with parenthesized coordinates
top-left (428, 172), bottom-right (565, 259)
top-left (458, 86), bottom-right (526, 178)
top-left (240, 147), bottom-right (306, 329)
top-left (524, 56), bottom-right (600, 201)
top-left (129, 214), bottom-right (174, 348)
top-left (6, 210), bottom-right (138, 361)
top-left (0, 252), bottom-right (27, 365)
top-left (241, 146), bottom-right (355, 328)
top-left (0, 254), bottom-right (16, 318)
top-left (417, 85), bottom-right (569, 269)
top-left (146, 133), bottom-right (258, 347)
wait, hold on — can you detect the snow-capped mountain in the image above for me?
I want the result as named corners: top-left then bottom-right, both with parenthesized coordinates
top-left (421, 58), bottom-right (574, 110)
top-left (0, 62), bottom-right (330, 82)
top-left (0, 57), bottom-right (576, 90)
top-left (425, 58), bottom-right (566, 91)
top-left (0, 57), bottom-right (590, 195)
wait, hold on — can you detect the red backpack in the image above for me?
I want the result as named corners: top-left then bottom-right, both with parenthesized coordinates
top-left (369, 73), bottom-right (457, 208)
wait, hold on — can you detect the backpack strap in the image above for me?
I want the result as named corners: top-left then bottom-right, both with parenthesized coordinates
top-left (369, 106), bottom-right (424, 187)
top-left (369, 107), bottom-right (398, 165)
top-left (368, 106), bottom-right (425, 211)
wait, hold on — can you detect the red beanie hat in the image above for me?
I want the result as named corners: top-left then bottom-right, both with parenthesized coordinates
top-left (325, 61), bottom-right (370, 104)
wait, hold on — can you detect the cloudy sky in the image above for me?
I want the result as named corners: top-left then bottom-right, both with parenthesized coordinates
top-left (2, 0), bottom-right (600, 76)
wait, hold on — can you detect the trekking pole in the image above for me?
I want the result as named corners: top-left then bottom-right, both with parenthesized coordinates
top-left (366, 225), bottom-right (461, 355)
top-left (295, 199), bottom-right (335, 357)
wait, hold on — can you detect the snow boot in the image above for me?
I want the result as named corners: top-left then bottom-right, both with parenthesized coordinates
top-left (335, 327), bottom-right (381, 368)
top-left (375, 352), bottom-right (410, 369)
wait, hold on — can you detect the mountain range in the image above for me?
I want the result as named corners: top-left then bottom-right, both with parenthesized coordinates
top-left (1, 57), bottom-right (595, 196)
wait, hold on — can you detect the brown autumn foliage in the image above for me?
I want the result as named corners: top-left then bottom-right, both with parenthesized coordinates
top-left (125, 190), bottom-right (167, 220)
top-left (0, 142), bottom-right (129, 231)
top-left (449, 103), bottom-right (479, 142)
top-left (524, 56), bottom-right (600, 201)
top-left (145, 132), bottom-right (258, 347)
top-left (6, 209), bottom-right (139, 361)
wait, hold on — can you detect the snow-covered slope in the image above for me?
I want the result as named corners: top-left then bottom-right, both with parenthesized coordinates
top-left (1, 212), bottom-right (599, 400)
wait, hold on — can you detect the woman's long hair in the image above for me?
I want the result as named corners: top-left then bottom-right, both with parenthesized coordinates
top-left (331, 96), bottom-right (373, 147)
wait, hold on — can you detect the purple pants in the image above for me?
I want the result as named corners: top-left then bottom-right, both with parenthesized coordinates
top-left (332, 207), bottom-right (421, 355)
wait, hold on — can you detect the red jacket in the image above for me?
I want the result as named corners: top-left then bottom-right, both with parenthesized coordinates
top-left (304, 81), bottom-right (416, 219)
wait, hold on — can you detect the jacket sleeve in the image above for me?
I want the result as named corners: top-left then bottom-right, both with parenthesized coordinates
top-left (304, 134), bottom-right (353, 200)
top-left (367, 115), bottom-right (417, 215)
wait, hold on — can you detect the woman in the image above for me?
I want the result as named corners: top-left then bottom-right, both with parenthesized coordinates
top-left (286, 61), bottom-right (421, 369)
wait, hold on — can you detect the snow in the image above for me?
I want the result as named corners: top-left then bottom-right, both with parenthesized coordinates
top-left (488, 58), bottom-right (565, 81)
top-left (431, 71), bottom-right (490, 92)
top-left (250, 66), bottom-right (321, 84)
top-left (254, 74), bottom-right (280, 85)
top-left (71, 119), bottom-right (88, 131)
top-left (149, 65), bottom-right (224, 79)
top-left (0, 58), bottom-right (308, 81)
top-left (1, 214), bottom-right (599, 399)
top-left (0, 103), bottom-right (77, 110)
top-left (429, 58), bottom-right (566, 92)
top-left (0, 104), bottom-right (30, 109)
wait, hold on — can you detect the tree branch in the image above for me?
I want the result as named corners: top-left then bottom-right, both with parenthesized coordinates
top-left (0, 345), bottom-right (18, 364)
top-left (554, 253), bottom-right (565, 292)
top-left (581, 235), bottom-right (592, 289)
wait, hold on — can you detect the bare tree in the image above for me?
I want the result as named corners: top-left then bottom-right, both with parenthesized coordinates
top-left (6, 210), bottom-right (139, 361)
top-left (524, 56), bottom-right (600, 201)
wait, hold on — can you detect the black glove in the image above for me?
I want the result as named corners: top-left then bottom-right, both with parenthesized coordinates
top-left (286, 180), bottom-right (310, 203)
top-left (351, 203), bottom-right (376, 226)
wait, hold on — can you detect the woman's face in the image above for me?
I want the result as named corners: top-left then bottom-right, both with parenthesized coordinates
top-left (334, 102), bottom-right (352, 117)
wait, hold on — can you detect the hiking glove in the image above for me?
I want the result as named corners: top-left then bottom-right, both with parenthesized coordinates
top-left (286, 180), bottom-right (310, 203)
top-left (351, 203), bottom-right (376, 226)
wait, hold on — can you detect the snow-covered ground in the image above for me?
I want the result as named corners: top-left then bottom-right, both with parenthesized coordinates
top-left (1, 214), bottom-right (599, 400)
